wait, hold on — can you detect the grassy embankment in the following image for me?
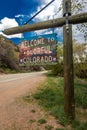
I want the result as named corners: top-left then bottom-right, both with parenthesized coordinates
top-left (24, 73), bottom-right (87, 130)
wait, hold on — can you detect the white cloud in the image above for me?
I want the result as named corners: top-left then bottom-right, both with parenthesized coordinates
top-left (15, 14), bottom-right (25, 18)
top-left (32, 0), bottom-right (87, 43)
top-left (15, 14), bottom-right (29, 18)
top-left (31, 0), bottom-right (62, 22)
top-left (0, 17), bottom-right (18, 30)
top-left (34, 29), bottom-right (52, 35)
top-left (0, 32), bottom-right (23, 39)
top-left (30, 0), bottom-right (62, 40)
top-left (0, 17), bottom-right (23, 38)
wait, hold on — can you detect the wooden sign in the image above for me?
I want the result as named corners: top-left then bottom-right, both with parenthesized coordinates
top-left (18, 37), bottom-right (57, 65)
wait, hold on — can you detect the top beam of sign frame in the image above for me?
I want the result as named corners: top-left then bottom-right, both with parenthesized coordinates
top-left (3, 12), bottom-right (87, 35)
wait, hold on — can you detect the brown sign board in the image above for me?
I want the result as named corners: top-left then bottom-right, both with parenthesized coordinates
top-left (18, 37), bottom-right (57, 66)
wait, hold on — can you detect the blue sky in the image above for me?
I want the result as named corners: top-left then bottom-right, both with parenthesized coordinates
top-left (0, 0), bottom-right (87, 44)
top-left (0, 0), bottom-right (40, 19)
top-left (0, 0), bottom-right (44, 44)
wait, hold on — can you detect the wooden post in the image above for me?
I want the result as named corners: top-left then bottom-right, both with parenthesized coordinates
top-left (63, 0), bottom-right (75, 120)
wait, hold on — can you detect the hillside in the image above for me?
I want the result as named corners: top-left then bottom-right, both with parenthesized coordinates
top-left (0, 35), bottom-right (20, 73)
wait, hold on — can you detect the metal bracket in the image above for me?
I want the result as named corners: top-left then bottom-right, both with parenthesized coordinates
top-left (65, 1), bottom-right (69, 33)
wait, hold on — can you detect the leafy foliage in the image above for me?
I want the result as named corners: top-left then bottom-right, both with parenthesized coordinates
top-left (74, 121), bottom-right (87, 130)
top-left (72, 0), bottom-right (87, 14)
top-left (51, 63), bottom-right (64, 76)
top-left (0, 35), bottom-right (19, 72)
top-left (52, 43), bottom-right (87, 78)
top-left (74, 63), bottom-right (87, 78)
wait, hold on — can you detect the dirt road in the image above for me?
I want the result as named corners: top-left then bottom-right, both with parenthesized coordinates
top-left (0, 71), bottom-right (61, 130)
top-left (0, 72), bottom-right (46, 106)
top-left (0, 72), bottom-right (47, 130)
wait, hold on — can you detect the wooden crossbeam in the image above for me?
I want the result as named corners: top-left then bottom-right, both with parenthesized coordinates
top-left (3, 12), bottom-right (87, 35)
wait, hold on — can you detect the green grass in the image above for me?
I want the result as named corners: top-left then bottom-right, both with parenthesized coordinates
top-left (24, 73), bottom-right (87, 128)
top-left (45, 125), bottom-right (53, 130)
top-left (31, 109), bottom-right (36, 113)
top-left (33, 75), bottom-right (87, 109)
top-left (33, 77), bottom-right (64, 109)
top-left (38, 118), bottom-right (47, 124)
top-left (74, 79), bottom-right (87, 108)
top-left (55, 128), bottom-right (65, 130)
top-left (73, 121), bottom-right (87, 130)
top-left (33, 76), bottom-right (68, 126)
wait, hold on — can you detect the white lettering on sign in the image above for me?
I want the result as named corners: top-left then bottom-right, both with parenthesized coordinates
top-left (27, 55), bottom-right (54, 63)
top-left (19, 37), bottom-right (57, 65)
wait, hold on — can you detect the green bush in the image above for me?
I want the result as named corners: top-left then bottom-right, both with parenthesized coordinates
top-left (74, 63), bottom-right (87, 78)
top-left (74, 122), bottom-right (87, 130)
top-left (51, 63), bottom-right (63, 76)
top-left (51, 62), bottom-right (87, 79)
top-left (49, 61), bottom-right (87, 79)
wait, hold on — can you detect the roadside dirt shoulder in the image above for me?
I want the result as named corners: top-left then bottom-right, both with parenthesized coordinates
top-left (0, 73), bottom-right (62, 130)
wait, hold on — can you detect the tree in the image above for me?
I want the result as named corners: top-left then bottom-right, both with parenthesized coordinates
top-left (58, 0), bottom-right (87, 41)
top-left (73, 40), bottom-right (87, 63)
top-left (0, 35), bottom-right (19, 71)
top-left (72, 0), bottom-right (87, 41)
top-left (57, 45), bottom-right (63, 63)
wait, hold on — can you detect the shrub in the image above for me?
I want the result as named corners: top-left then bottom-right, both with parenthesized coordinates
top-left (74, 122), bottom-right (87, 130)
top-left (51, 63), bottom-right (63, 76)
top-left (74, 62), bottom-right (87, 78)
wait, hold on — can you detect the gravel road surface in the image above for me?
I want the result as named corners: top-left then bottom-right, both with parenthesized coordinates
top-left (0, 71), bottom-right (46, 106)
top-left (0, 71), bottom-right (61, 130)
